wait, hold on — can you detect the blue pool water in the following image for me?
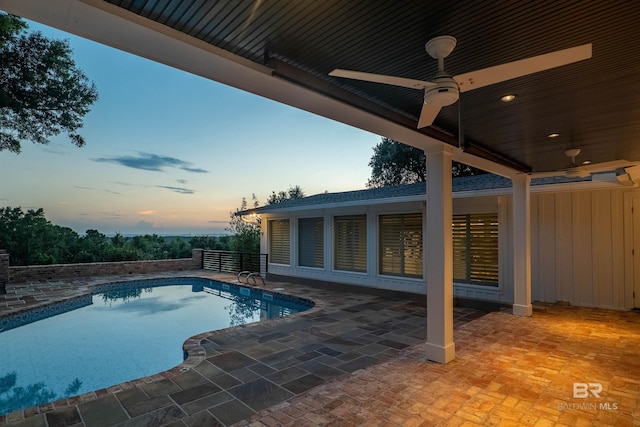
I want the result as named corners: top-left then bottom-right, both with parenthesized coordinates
top-left (0, 278), bottom-right (312, 415)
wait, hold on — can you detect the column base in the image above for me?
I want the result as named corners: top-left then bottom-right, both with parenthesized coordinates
top-left (512, 303), bottom-right (533, 317)
top-left (424, 342), bottom-right (455, 364)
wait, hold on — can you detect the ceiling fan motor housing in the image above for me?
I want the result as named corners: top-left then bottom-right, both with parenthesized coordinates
top-left (424, 75), bottom-right (459, 106)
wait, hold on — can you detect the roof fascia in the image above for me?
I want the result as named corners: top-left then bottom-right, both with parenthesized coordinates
top-left (252, 178), bottom-right (628, 213)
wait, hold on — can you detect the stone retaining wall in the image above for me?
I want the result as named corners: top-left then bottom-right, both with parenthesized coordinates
top-left (5, 249), bottom-right (204, 284)
top-left (0, 250), bottom-right (8, 294)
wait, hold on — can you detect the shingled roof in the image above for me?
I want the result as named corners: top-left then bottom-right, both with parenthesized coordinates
top-left (246, 174), bottom-right (593, 214)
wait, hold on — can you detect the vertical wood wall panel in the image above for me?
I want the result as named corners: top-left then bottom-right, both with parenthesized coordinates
top-left (572, 191), bottom-right (593, 306)
top-left (554, 193), bottom-right (574, 302)
top-left (530, 196), bottom-right (540, 302)
top-left (592, 191), bottom-right (614, 308)
top-left (538, 193), bottom-right (557, 302)
top-left (532, 188), bottom-right (628, 309)
top-left (611, 191), bottom-right (625, 309)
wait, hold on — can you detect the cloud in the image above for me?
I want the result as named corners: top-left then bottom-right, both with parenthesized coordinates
top-left (156, 186), bottom-right (194, 195)
top-left (176, 179), bottom-right (188, 184)
top-left (208, 220), bottom-right (229, 225)
top-left (138, 210), bottom-right (154, 215)
top-left (74, 186), bottom-right (121, 195)
top-left (39, 143), bottom-right (68, 156)
top-left (181, 166), bottom-right (208, 173)
top-left (93, 152), bottom-right (209, 173)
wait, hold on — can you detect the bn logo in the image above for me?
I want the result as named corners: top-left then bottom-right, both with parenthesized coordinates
top-left (573, 382), bottom-right (602, 398)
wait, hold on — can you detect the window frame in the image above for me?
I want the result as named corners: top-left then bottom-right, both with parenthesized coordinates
top-left (452, 212), bottom-right (499, 286)
top-left (333, 214), bottom-right (367, 273)
top-left (378, 212), bottom-right (423, 278)
top-left (298, 217), bottom-right (324, 269)
top-left (268, 218), bottom-right (290, 265)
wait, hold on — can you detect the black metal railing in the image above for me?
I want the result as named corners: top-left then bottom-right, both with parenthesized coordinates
top-left (202, 250), bottom-right (268, 275)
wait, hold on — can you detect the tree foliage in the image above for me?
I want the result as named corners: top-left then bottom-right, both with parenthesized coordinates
top-left (367, 137), bottom-right (486, 188)
top-left (266, 185), bottom-right (305, 205)
top-left (227, 186), bottom-right (306, 254)
top-left (0, 13), bottom-right (98, 153)
top-left (227, 194), bottom-right (261, 254)
top-left (0, 206), bottom-right (227, 266)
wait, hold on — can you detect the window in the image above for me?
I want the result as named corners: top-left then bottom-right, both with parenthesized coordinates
top-left (298, 217), bottom-right (324, 268)
top-left (379, 213), bottom-right (422, 278)
top-left (452, 213), bottom-right (499, 286)
top-left (269, 219), bottom-right (290, 265)
top-left (334, 215), bottom-right (367, 272)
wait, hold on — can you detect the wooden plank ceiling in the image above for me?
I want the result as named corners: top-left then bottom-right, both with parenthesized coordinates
top-left (105, 0), bottom-right (640, 173)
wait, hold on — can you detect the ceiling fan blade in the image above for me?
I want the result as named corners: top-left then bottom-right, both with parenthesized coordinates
top-left (417, 101), bottom-right (442, 128)
top-left (454, 43), bottom-right (592, 93)
top-left (529, 170), bottom-right (567, 178)
top-left (530, 159), bottom-right (638, 179)
top-left (329, 69), bottom-right (436, 90)
top-left (581, 159), bottom-right (638, 173)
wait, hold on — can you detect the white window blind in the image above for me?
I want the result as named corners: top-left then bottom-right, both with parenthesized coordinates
top-left (452, 213), bottom-right (499, 286)
top-left (334, 215), bottom-right (367, 272)
top-left (269, 219), bottom-right (290, 265)
top-left (298, 217), bottom-right (324, 268)
top-left (379, 213), bottom-right (422, 278)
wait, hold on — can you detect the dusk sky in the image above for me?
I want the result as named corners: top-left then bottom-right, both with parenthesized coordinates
top-left (0, 19), bottom-right (378, 236)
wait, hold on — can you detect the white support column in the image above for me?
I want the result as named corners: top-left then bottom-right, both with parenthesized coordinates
top-left (512, 174), bottom-right (533, 316)
top-left (424, 146), bottom-right (455, 363)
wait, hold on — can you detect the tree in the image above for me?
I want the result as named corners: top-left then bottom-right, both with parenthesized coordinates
top-left (0, 206), bottom-right (80, 265)
top-left (0, 13), bottom-right (98, 153)
top-left (227, 194), bottom-right (261, 254)
top-left (266, 185), bottom-right (306, 205)
top-left (367, 137), bottom-right (486, 188)
top-left (227, 186), bottom-right (306, 254)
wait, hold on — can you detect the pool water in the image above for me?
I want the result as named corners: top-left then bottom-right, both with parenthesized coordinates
top-left (0, 278), bottom-right (312, 416)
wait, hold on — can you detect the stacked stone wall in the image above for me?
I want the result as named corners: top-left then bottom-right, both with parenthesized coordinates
top-left (6, 249), bottom-right (204, 283)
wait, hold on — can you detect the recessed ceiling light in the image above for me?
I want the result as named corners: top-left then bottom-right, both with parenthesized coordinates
top-left (582, 160), bottom-right (592, 165)
top-left (501, 94), bottom-right (516, 102)
top-left (548, 133), bottom-right (560, 138)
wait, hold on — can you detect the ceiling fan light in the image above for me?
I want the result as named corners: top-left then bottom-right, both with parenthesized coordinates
top-left (565, 148), bottom-right (581, 158)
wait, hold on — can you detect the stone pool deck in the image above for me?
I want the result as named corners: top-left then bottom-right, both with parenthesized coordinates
top-left (1, 271), bottom-right (639, 426)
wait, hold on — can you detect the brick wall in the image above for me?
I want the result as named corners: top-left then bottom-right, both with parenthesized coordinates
top-left (6, 249), bottom-right (204, 283)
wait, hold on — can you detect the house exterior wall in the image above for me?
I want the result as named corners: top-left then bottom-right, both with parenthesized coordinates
top-left (260, 183), bottom-right (639, 310)
top-left (261, 197), bottom-right (513, 301)
top-left (530, 187), bottom-right (633, 310)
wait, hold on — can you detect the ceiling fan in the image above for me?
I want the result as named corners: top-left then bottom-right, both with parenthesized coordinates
top-left (531, 148), bottom-right (638, 179)
top-left (329, 36), bottom-right (592, 129)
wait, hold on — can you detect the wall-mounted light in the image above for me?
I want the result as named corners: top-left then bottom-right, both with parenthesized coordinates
top-left (240, 213), bottom-right (261, 225)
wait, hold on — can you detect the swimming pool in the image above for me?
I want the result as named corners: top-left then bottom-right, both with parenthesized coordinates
top-left (0, 277), bottom-right (313, 416)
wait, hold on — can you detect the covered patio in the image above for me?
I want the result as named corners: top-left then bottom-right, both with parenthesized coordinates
top-left (5, 0), bottom-right (639, 367)
top-left (3, 0), bottom-right (640, 364)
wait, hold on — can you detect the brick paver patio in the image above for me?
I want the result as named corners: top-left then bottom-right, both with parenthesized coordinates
top-left (1, 272), bottom-right (638, 426)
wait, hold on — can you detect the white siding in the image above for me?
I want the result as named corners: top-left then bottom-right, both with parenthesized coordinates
top-left (529, 188), bottom-right (631, 310)
top-left (262, 185), bottom-right (636, 310)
